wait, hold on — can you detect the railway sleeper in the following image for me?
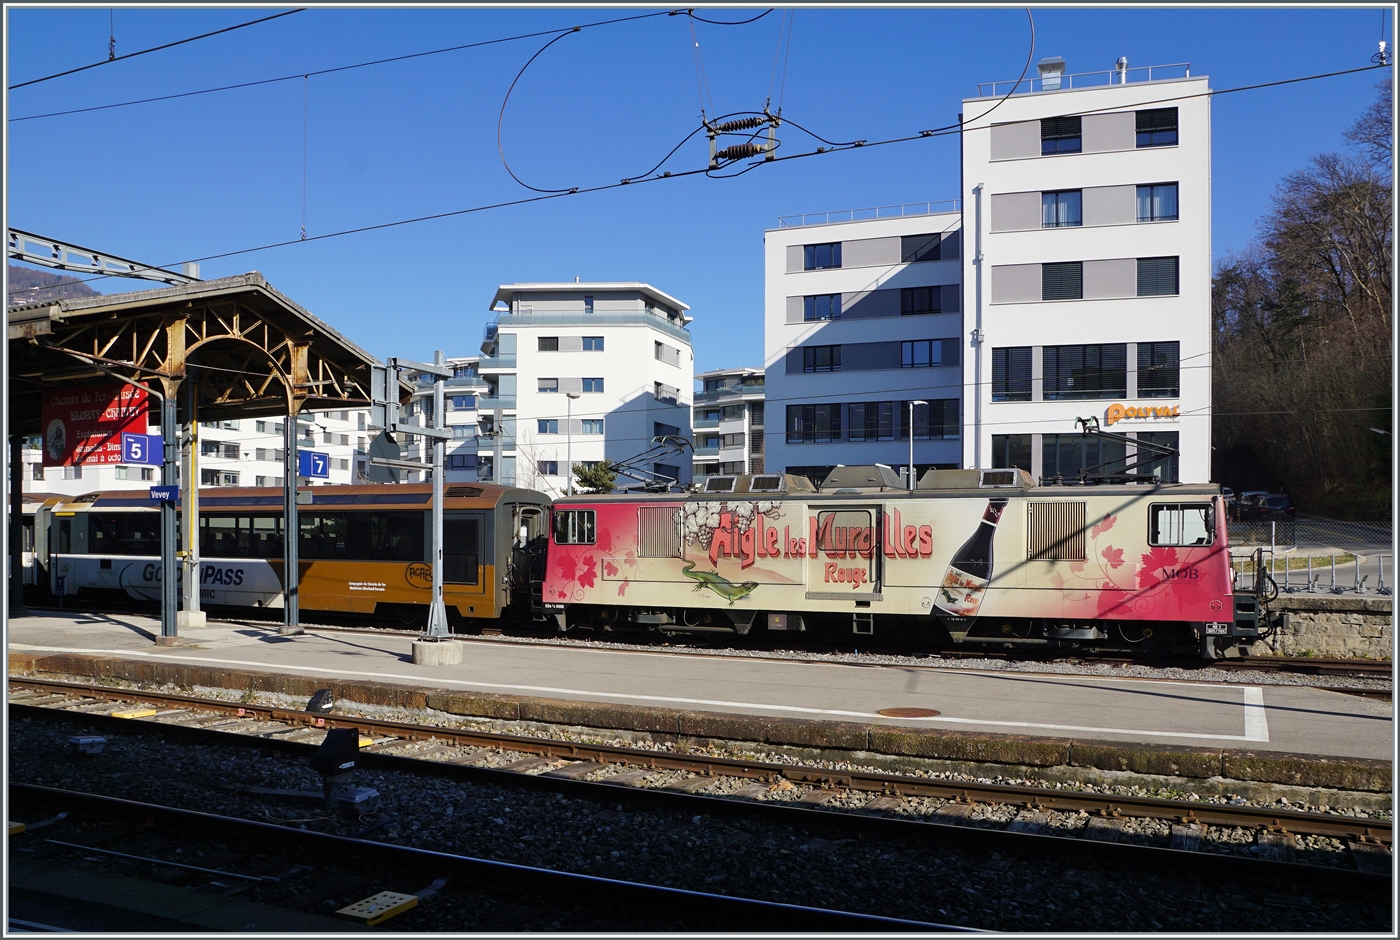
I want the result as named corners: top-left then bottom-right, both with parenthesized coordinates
top-left (1255, 830), bottom-right (1299, 863)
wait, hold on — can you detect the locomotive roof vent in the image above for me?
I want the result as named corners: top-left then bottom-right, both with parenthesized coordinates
top-left (703, 476), bottom-right (738, 493)
top-left (979, 470), bottom-right (1020, 487)
top-left (819, 464), bottom-right (904, 493)
top-left (747, 474), bottom-right (785, 493)
top-left (917, 467), bottom-right (1034, 490)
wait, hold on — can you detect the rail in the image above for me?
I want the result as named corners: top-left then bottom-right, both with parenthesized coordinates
top-left (777, 199), bottom-right (960, 228)
top-left (976, 62), bottom-right (1191, 97)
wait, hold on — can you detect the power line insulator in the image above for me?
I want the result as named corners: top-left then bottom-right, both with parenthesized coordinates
top-left (713, 116), bottom-right (764, 133)
top-left (715, 142), bottom-right (764, 162)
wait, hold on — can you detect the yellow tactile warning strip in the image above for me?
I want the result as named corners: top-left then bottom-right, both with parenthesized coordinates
top-left (337, 891), bottom-right (418, 925)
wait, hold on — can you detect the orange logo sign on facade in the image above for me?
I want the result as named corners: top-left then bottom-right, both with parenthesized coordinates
top-left (1105, 403), bottom-right (1180, 426)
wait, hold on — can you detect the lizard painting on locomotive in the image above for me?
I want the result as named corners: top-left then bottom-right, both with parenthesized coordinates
top-left (542, 469), bottom-right (1238, 653)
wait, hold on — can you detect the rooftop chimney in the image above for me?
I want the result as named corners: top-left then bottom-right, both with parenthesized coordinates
top-left (1037, 56), bottom-right (1065, 90)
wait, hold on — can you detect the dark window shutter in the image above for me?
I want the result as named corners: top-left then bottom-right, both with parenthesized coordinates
top-left (901, 233), bottom-right (941, 263)
top-left (1042, 262), bottom-right (1083, 300)
top-left (1137, 257), bottom-right (1179, 296)
top-left (1041, 115), bottom-right (1082, 139)
top-left (1136, 108), bottom-right (1178, 132)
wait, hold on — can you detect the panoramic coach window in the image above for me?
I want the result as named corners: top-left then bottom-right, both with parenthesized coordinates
top-left (1149, 503), bottom-right (1214, 547)
top-left (553, 510), bottom-right (596, 545)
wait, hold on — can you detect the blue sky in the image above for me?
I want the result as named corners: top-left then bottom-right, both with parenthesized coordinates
top-left (6, 6), bottom-right (1391, 372)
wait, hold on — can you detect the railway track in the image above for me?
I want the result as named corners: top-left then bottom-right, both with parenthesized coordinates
top-left (8, 783), bottom-right (949, 932)
top-left (8, 678), bottom-right (1392, 898)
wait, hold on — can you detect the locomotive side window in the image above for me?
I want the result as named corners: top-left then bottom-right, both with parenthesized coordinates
top-left (444, 517), bottom-right (480, 584)
top-left (553, 510), bottom-right (595, 545)
top-left (1149, 503), bottom-right (1214, 546)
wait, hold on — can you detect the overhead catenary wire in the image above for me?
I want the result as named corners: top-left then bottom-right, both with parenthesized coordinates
top-left (9, 9), bottom-right (681, 123)
top-left (6, 60), bottom-right (1388, 298)
top-left (9, 9), bottom-right (306, 90)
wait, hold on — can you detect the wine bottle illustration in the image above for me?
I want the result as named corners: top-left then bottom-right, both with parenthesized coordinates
top-left (933, 497), bottom-right (1008, 617)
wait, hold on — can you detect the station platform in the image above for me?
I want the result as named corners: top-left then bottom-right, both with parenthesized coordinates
top-left (6, 612), bottom-right (1392, 786)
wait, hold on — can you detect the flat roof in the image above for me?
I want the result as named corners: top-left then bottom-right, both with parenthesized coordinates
top-left (490, 282), bottom-right (689, 312)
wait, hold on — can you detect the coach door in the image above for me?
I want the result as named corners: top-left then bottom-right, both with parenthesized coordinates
top-left (805, 506), bottom-right (882, 601)
top-left (443, 511), bottom-right (486, 595)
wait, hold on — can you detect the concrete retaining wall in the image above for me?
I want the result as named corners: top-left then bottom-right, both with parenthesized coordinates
top-left (9, 650), bottom-right (1391, 794)
top-left (1252, 596), bottom-right (1393, 658)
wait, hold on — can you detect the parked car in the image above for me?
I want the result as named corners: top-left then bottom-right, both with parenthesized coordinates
top-left (1233, 489), bottom-right (1269, 521)
top-left (1241, 494), bottom-right (1296, 522)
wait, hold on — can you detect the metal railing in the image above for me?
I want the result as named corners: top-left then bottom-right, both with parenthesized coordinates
top-left (1231, 545), bottom-right (1393, 597)
top-left (695, 384), bottom-right (765, 403)
top-left (977, 62), bottom-right (1191, 98)
top-left (777, 200), bottom-right (960, 229)
top-left (486, 310), bottom-right (693, 346)
top-left (477, 354), bottom-right (516, 370)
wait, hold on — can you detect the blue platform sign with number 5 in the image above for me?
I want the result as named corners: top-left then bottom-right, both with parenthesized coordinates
top-left (121, 432), bottom-right (163, 465)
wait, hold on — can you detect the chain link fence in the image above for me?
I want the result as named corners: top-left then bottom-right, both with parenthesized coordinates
top-left (1229, 516), bottom-right (1393, 595)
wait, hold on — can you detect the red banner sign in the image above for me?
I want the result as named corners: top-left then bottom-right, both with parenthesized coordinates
top-left (41, 384), bottom-right (150, 466)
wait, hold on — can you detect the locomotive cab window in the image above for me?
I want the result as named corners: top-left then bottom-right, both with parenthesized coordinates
top-left (553, 510), bottom-right (596, 545)
top-left (1149, 503), bottom-right (1214, 547)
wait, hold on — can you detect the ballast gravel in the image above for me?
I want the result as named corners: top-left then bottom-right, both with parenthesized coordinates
top-left (8, 715), bottom-right (1388, 933)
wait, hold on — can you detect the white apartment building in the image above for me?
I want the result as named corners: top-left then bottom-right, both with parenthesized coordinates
top-left (693, 366), bottom-right (765, 482)
top-left (962, 58), bottom-right (1208, 484)
top-left (452, 283), bottom-right (694, 493)
top-left (22, 408), bottom-right (374, 496)
top-left (763, 206), bottom-right (965, 485)
top-left (761, 58), bottom-right (1209, 485)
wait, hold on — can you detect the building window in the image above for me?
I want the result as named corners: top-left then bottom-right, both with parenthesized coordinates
top-left (451, 395), bottom-right (475, 410)
top-left (901, 233), bottom-right (941, 263)
top-left (654, 422), bottom-right (680, 438)
top-left (256, 475), bottom-right (267, 486)
top-left (583, 336), bottom-right (604, 350)
top-left (804, 294), bottom-right (842, 321)
top-left (358, 413), bottom-right (367, 430)
top-left (1044, 344), bottom-right (1128, 400)
top-left (1137, 432), bottom-right (1181, 483)
top-left (654, 462), bottom-right (680, 481)
top-left (803, 242), bottom-right (842, 270)
top-left (1136, 108), bottom-right (1178, 148)
top-left (991, 434), bottom-right (1032, 472)
top-left (538, 460), bottom-right (559, 476)
top-left (1043, 434), bottom-right (1127, 480)
top-left (1042, 261), bottom-right (1083, 301)
top-left (786, 403), bottom-right (843, 443)
top-left (201, 469), bottom-right (240, 486)
top-left (654, 382), bottom-right (679, 404)
top-left (583, 295), bottom-right (594, 314)
top-left (1042, 190), bottom-right (1082, 227)
top-left (451, 425), bottom-right (474, 440)
top-left (582, 377), bottom-right (604, 392)
top-left (1137, 183), bottom-right (1179, 222)
top-left (902, 399), bottom-right (959, 440)
top-left (255, 420), bottom-right (267, 433)
top-left (721, 432), bottom-right (745, 448)
top-left (1137, 257), bottom-right (1179, 296)
top-left (114, 465), bottom-right (129, 480)
top-left (31, 464), bottom-right (44, 481)
top-left (1138, 342), bottom-right (1181, 398)
top-left (992, 347), bottom-right (1032, 402)
top-left (448, 454), bottom-right (478, 470)
top-left (274, 422), bottom-right (285, 434)
top-left (339, 434), bottom-right (349, 447)
top-left (703, 378), bottom-right (725, 392)
top-left (803, 345), bottom-right (841, 373)
top-left (901, 339), bottom-right (956, 368)
top-left (323, 430), bottom-right (333, 444)
top-left (538, 419), bottom-right (559, 434)
top-left (538, 377), bottom-right (559, 393)
top-left (901, 287), bottom-right (941, 315)
top-left (141, 468), bottom-right (155, 481)
top-left (721, 404), bottom-right (745, 421)
top-left (848, 401), bottom-right (896, 441)
top-left (337, 458), bottom-right (350, 471)
top-left (538, 336), bottom-right (559, 352)
top-left (1041, 115), bottom-right (1081, 154)
top-left (581, 419), bottom-right (604, 435)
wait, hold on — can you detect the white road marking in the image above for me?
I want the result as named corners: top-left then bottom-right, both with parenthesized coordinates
top-left (10, 643), bottom-right (1272, 743)
top-left (1242, 685), bottom-right (1270, 742)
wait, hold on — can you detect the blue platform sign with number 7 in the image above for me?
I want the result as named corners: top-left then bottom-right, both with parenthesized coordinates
top-left (298, 450), bottom-right (330, 479)
top-left (121, 432), bottom-right (163, 465)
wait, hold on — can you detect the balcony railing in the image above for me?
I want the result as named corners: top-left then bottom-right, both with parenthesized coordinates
top-left (477, 354), bottom-right (516, 370)
top-left (693, 417), bottom-right (719, 429)
top-left (488, 309), bottom-right (692, 345)
top-left (976, 62), bottom-right (1191, 98)
top-left (478, 395), bottom-right (516, 410)
top-left (695, 384), bottom-right (765, 403)
top-left (777, 200), bottom-right (960, 229)
top-left (693, 445), bottom-right (720, 457)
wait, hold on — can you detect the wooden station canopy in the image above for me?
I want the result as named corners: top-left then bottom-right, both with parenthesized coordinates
top-left (7, 272), bottom-right (397, 433)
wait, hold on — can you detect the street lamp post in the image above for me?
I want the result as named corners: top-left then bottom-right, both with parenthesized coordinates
top-left (566, 391), bottom-right (581, 496)
top-left (908, 400), bottom-right (928, 491)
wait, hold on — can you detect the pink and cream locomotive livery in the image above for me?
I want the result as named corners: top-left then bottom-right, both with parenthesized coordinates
top-left (541, 466), bottom-right (1257, 658)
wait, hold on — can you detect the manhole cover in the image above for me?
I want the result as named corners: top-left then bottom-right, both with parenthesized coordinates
top-left (876, 707), bottom-right (941, 718)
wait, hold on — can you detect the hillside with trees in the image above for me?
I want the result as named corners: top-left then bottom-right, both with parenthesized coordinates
top-left (1212, 79), bottom-right (1392, 519)
top-left (7, 264), bottom-right (102, 307)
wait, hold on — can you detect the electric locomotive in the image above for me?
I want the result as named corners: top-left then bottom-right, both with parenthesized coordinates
top-left (540, 466), bottom-right (1269, 658)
